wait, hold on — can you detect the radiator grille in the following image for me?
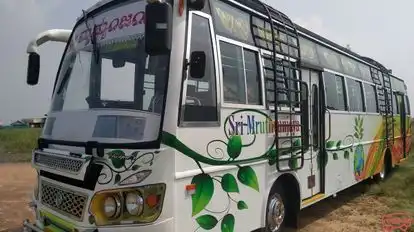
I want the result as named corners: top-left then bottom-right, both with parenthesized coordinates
top-left (40, 181), bottom-right (88, 221)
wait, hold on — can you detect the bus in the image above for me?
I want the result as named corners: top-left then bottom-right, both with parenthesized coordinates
top-left (23, 0), bottom-right (411, 231)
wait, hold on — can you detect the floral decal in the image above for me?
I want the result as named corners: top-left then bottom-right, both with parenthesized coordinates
top-left (353, 116), bottom-right (365, 181)
top-left (94, 149), bottom-right (158, 185)
top-left (190, 166), bottom-right (259, 231)
top-left (162, 109), bottom-right (278, 232)
top-left (323, 116), bottom-right (365, 181)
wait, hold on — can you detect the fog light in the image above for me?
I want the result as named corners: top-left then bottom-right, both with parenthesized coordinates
top-left (125, 192), bottom-right (144, 216)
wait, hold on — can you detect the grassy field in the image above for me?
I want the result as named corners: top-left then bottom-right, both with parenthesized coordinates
top-left (370, 155), bottom-right (414, 231)
top-left (0, 128), bottom-right (41, 163)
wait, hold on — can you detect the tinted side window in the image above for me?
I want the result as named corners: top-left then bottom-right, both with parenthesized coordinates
top-left (182, 14), bottom-right (218, 123)
top-left (364, 84), bottom-right (378, 113)
top-left (220, 41), bottom-right (262, 105)
top-left (346, 78), bottom-right (364, 112)
top-left (324, 72), bottom-right (346, 110)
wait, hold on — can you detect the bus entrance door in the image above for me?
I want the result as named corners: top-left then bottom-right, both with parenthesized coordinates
top-left (302, 68), bottom-right (324, 197)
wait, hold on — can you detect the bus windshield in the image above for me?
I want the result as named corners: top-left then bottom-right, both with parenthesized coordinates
top-left (44, 0), bottom-right (170, 145)
top-left (51, 37), bottom-right (169, 113)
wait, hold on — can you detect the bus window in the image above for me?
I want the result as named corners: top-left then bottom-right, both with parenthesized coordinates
top-left (182, 14), bottom-right (218, 123)
top-left (323, 72), bottom-right (347, 111)
top-left (392, 93), bottom-right (398, 115)
top-left (364, 83), bottom-right (378, 113)
top-left (346, 78), bottom-right (364, 112)
top-left (219, 41), bottom-right (262, 105)
top-left (405, 95), bottom-right (411, 115)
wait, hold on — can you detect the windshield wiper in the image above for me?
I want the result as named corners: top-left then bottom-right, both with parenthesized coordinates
top-left (56, 10), bottom-right (100, 94)
top-left (82, 10), bottom-right (100, 64)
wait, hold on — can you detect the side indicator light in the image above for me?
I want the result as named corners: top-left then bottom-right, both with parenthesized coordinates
top-left (185, 184), bottom-right (196, 196)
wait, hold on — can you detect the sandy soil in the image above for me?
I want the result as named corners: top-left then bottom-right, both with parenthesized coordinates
top-left (0, 163), bottom-right (36, 232)
top-left (0, 163), bottom-right (389, 232)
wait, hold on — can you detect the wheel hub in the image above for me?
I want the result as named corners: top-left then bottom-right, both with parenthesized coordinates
top-left (267, 194), bottom-right (285, 232)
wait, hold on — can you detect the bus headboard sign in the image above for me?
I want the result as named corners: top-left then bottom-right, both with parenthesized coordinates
top-left (73, 0), bottom-right (147, 50)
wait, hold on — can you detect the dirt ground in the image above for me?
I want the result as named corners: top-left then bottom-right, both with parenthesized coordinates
top-left (0, 163), bottom-right (389, 232)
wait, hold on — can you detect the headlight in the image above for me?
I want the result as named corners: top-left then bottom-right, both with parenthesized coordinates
top-left (89, 183), bottom-right (166, 226)
top-left (125, 192), bottom-right (144, 216)
top-left (103, 195), bottom-right (121, 218)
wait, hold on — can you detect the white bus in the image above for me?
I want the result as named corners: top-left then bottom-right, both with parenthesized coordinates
top-left (23, 0), bottom-right (411, 231)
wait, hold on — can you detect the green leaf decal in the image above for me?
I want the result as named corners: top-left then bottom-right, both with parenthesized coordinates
top-left (289, 158), bottom-right (298, 169)
top-left (114, 174), bottom-right (121, 184)
top-left (108, 150), bottom-right (126, 169)
top-left (354, 132), bottom-right (359, 140)
top-left (227, 136), bottom-right (243, 159)
top-left (293, 139), bottom-right (301, 147)
top-left (130, 151), bottom-right (139, 159)
top-left (221, 214), bottom-right (235, 232)
top-left (237, 166), bottom-right (259, 192)
top-left (333, 153), bottom-right (339, 160)
top-left (221, 174), bottom-right (239, 193)
top-left (326, 141), bottom-right (335, 149)
top-left (191, 174), bottom-right (214, 216)
top-left (132, 165), bottom-right (140, 171)
top-left (344, 150), bottom-right (350, 159)
top-left (336, 141), bottom-right (342, 148)
top-left (196, 215), bottom-right (218, 230)
top-left (237, 201), bottom-right (248, 210)
top-left (268, 149), bottom-right (278, 165)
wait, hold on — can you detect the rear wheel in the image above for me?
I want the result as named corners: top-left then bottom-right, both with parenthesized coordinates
top-left (375, 151), bottom-right (391, 182)
top-left (266, 185), bottom-right (287, 232)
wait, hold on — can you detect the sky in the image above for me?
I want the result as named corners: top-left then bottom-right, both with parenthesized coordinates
top-left (0, 0), bottom-right (413, 124)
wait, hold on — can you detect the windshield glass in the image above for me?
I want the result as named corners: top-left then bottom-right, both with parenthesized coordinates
top-left (44, 0), bottom-right (171, 144)
top-left (52, 0), bottom-right (169, 113)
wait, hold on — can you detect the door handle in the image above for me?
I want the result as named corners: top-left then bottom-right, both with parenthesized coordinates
top-left (325, 108), bottom-right (332, 141)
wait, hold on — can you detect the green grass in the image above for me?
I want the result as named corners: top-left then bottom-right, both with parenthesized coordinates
top-left (366, 119), bottom-right (414, 231)
top-left (0, 128), bottom-right (41, 163)
top-left (366, 156), bottom-right (414, 232)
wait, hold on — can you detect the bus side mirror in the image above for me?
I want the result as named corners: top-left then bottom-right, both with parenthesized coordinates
top-left (145, 2), bottom-right (172, 56)
top-left (27, 52), bottom-right (40, 86)
top-left (189, 51), bottom-right (206, 79)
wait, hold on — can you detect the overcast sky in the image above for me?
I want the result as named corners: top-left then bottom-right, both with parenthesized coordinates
top-left (0, 0), bottom-right (413, 124)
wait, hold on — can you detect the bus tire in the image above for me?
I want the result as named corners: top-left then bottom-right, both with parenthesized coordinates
top-left (265, 183), bottom-right (297, 232)
top-left (375, 149), bottom-right (392, 182)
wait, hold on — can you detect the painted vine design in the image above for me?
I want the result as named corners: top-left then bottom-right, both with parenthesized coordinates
top-left (192, 126), bottom-right (260, 231)
top-left (319, 116), bottom-right (365, 175)
top-left (191, 166), bottom-right (259, 232)
top-left (94, 149), bottom-right (158, 185)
